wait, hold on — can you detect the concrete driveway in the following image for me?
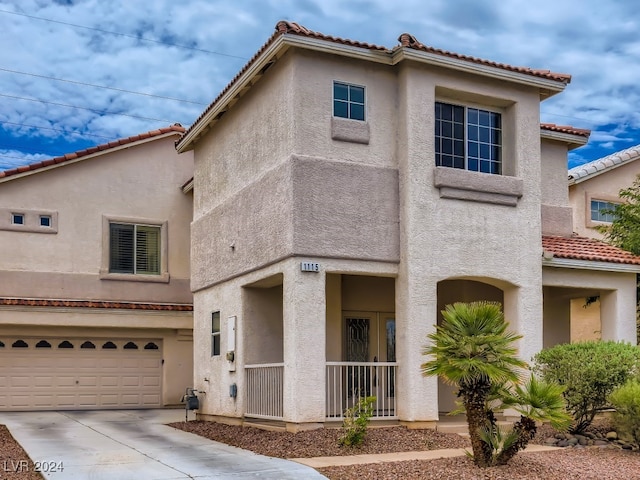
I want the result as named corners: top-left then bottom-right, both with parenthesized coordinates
top-left (0, 409), bottom-right (327, 479)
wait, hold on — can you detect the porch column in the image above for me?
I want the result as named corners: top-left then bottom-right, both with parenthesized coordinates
top-left (600, 282), bottom-right (637, 344)
top-left (504, 284), bottom-right (543, 364)
top-left (282, 260), bottom-right (326, 430)
top-left (395, 277), bottom-right (438, 425)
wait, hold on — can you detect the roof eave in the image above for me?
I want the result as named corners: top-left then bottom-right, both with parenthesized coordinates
top-left (541, 129), bottom-right (589, 151)
top-left (393, 48), bottom-right (568, 99)
top-left (542, 257), bottom-right (640, 273)
top-left (176, 35), bottom-right (391, 153)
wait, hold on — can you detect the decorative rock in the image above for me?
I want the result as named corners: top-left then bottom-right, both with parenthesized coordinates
top-left (594, 440), bottom-right (609, 446)
top-left (557, 440), bottom-right (569, 447)
top-left (545, 438), bottom-right (557, 446)
top-left (567, 437), bottom-right (579, 445)
top-left (606, 431), bottom-right (618, 440)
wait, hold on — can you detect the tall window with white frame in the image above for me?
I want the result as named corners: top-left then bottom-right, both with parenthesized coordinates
top-left (109, 222), bottom-right (161, 275)
top-left (435, 102), bottom-right (502, 174)
top-left (211, 311), bottom-right (221, 357)
top-left (333, 81), bottom-right (365, 121)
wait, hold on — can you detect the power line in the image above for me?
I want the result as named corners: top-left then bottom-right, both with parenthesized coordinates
top-left (0, 67), bottom-right (207, 106)
top-left (0, 9), bottom-right (249, 60)
top-left (0, 120), bottom-right (115, 140)
top-left (0, 93), bottom-right (178, 124)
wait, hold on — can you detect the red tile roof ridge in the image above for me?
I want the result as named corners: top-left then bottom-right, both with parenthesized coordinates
top-left (0, 298), bottom-right (193, 311)
top-left (397, 33), bottom-right (571, 84)
top-left (0, 124), bottom-right (185, 180)
top-left (540, 123), bottom-right (591, 137)
top-left (542, 234), bottom-right (640, 265)
top-left (276, 20), bottom-right (389, 51)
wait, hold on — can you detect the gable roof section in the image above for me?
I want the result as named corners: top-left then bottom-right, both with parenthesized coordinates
top-left (177, 20), bottom-right (571, 152)
top-left (0, 124), bottom-right (185, 182)
top-left (542, 234), bottom-right (640, 266)
top-left (568, 144), bottom-right (640, 185)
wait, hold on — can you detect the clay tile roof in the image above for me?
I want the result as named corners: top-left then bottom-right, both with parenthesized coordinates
top-left (0, 298), bottom-right (193, 311)
top-left (540, 123), bottom-right (591, 137)
top-left (542, 235), bottom-right (640, 266)
top-left (568, 143), bottom-right (640, 184)
top-left (397, 33), bottom-right (571, 84)
top-left (276, 20), bottom-right (389, 51)
top-left (0, 124), bottom-right (185, 180)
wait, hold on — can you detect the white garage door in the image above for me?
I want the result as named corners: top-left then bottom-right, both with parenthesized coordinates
top-left (0, 337), bottom-right (162, 411)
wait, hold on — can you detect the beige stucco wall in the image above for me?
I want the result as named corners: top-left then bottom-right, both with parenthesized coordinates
top-left (570, 160), bottom-right (640, 239)
top-left (0, 134), bottom-right (193, 304)
top-left (570, 298), bottom-right (601, 341)
top-left (543, 266), bottom-right (637, 343)
top-left (541, 140), bottom-right (573, 236)
top-left (393, 60), bottom-right (545, 421)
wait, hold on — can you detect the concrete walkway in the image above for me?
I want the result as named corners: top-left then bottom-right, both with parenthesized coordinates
top-left (290, 444), bottom-right (561, 468)
top-left (0, 409), bottom-right (327, 479)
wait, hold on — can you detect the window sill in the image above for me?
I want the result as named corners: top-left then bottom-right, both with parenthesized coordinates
top-left (99, 270), bottom-right (170, 283)
top-left (331, 117), bottom-right (370, 144)
top-left (433, 166), bottom-right (523, 206)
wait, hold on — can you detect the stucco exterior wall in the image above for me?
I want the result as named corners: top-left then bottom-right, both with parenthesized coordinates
top-left (192, 55), bottom-right (296, 219)
top-left (0, 135), bottom-right (193, 304)
top-left (570, 160), bottom-right (640, 239)
top-left (543, 266), bottom-right (637, 343)
top-left (541, 140), bottom-right (573, 236)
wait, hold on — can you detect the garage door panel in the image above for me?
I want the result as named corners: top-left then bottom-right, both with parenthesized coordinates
top-left (0, 337), bottom-right (162, 411)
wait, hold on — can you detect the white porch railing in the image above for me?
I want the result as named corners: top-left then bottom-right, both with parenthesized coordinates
top-left (245, 363), bottom-right (284, 420)
top-left (326, 362), bottom-right (398, 420)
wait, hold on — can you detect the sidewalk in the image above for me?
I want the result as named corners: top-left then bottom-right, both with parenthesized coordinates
top-left (291, 444), bottom-right (561, 469)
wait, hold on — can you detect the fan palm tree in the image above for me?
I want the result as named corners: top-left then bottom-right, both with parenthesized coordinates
top-left (422, 301), bottom-right (568, 467)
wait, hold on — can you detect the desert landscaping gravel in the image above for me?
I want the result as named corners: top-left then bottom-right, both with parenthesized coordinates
top-left (170, 419), bottom-right (640, 479)
top-left (0, 425), bottom-right (43, 479)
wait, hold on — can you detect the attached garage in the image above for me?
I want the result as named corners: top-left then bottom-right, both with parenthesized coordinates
top-left (0, 337), bottom-right (163, 411)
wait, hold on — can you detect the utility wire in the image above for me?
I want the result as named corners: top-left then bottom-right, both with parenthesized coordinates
top-left (0, 67), bottom-right (207, 106)
top-left (0, 120), bottom-right (116, 140)
top-left (0, 9), bottom-right (249, 60)
top-left (0, 93), bottom-right (178, 124)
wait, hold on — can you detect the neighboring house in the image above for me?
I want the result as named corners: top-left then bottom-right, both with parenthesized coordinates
top-left (176, 21), bottom-right (640, 431)
top-left (0, 125), bottom-right (194, 411)
top-left (567, 145), bottom-right (640, 340)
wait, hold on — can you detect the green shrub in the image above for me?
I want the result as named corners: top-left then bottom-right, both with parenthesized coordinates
top-left (609, 379), bottom-right (640, 447)
top-left (338, 396), bottom-right (376, 447)
top-left (533, 341), bottom-right (640, 433)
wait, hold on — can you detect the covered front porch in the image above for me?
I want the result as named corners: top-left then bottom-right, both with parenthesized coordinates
top-left (243, 273), bottom-right (398, 424)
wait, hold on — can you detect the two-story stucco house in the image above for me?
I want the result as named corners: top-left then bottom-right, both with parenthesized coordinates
top-left (177, 21), bottom-right (640, 431)
top-left (0, 125), bottom-right (194, 411)
top-left (566, 145), bottom-right (640, 340)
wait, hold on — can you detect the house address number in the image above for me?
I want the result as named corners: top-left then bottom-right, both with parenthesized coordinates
top-left (300, 262), bottom-right (320, 272)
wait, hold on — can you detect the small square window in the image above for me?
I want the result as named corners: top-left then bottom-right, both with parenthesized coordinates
top-left (211, 311), bottom-right (221, 356)
top-left (333, 82), bottom-right (365, 121)
top-left (12, 213), bottom-right (24, 225)
top-left (40, 215), bottom-right (51, 227)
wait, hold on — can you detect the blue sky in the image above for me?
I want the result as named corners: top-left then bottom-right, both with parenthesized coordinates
top-left (1, 0), bottom-right (639, 171)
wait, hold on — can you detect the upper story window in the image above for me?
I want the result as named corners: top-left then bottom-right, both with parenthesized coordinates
top-left (591, 199), bottom-right (618, 223)
top-left (435, 102), bottom-right (502, 175)
top-left (333, 82), bottom-right (365, 121)
top-left (40, 215), bottom-right (51, 227)
top-left (109, 222), bottom-right (161, 275)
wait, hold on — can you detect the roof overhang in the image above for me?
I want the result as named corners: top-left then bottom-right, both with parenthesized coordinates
top-left (392, 48), bottom-right (568, 100)
top-left (541, 129), bottom-right (589, 151)
top-left (542, 257), bottom-right (640, 273)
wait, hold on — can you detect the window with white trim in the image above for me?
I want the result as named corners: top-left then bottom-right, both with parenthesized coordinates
top-left (109, 222), bottom-right (161, 275)
top-left (11, 213), bottom-right (24, 225)
top-left (211, 311), bottom-right (221, 356)
top-left (435, 102), bottom-right (502, 174)
top-left (590, 199), bottom-right (618, 223)
top-left (333, 82), bottom-right (365, 121)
